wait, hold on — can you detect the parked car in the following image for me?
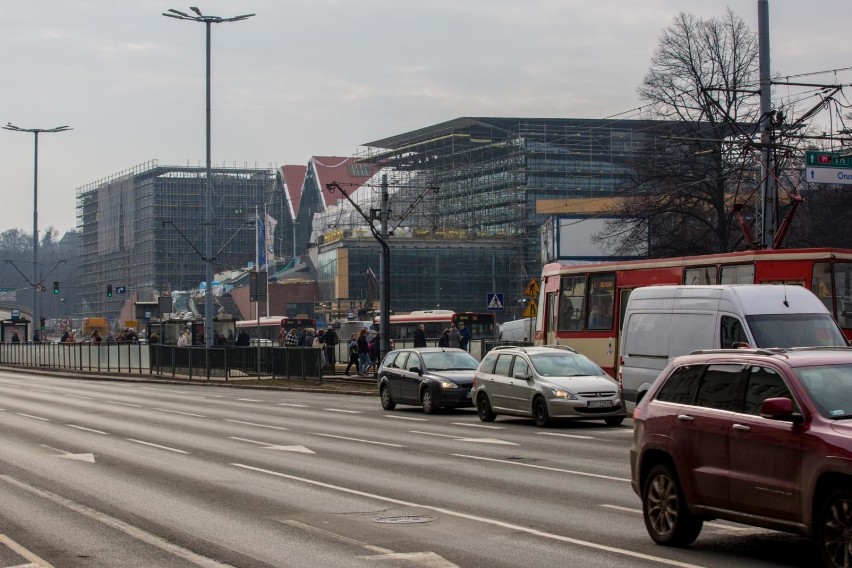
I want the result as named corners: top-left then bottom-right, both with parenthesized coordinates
top-left (630, 347), bottom-right (852, 568)
top-left (471, 345), bottom-right (627, 427)
top-left (377, 347), bottom-right (480, 413)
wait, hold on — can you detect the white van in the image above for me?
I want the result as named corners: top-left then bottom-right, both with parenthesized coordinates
top-left (619, 284), bottom-right (848, 405)
top-left (498, 318), bottom-right (535, 341)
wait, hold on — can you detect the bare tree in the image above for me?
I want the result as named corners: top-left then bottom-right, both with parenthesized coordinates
top-left (597, 10), bottom-right (762, 256)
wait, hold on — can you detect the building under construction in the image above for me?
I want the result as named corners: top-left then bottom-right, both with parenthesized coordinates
top-left (307, 117), bottom-right (672, 316)
top-left (76, 161), bottom-right (275, 318)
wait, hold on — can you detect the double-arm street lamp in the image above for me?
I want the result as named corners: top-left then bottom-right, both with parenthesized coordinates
top-left (3, 123), bottom-right (71, 341)
top-left (162, 7), bottom-right (254, 347)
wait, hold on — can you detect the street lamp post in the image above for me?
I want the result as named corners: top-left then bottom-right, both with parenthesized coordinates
top-left (3, 123), bottom-right (71, 341)
top-left (163, 7), bottom-right (254, 347)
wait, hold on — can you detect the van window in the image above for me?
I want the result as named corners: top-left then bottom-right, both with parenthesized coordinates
top-left (558, 276), bottom-right (585, 331)
top-left (746, 313), bottom-right (848, 347)
top-left (720, 315), bottom-right (749, 349)
top-left (623, 313), bottom-right (670, 357)
top-left (669, 314), bottom-right (715, 355)
top-left (695, 364), bottom-right (745, 411)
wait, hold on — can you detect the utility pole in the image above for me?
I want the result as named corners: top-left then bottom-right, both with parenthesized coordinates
top-left (379, 175), bottom-right (390, 357)
top-left (757, 0), bottom-right (775, 249)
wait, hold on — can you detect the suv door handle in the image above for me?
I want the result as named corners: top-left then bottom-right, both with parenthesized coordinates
top-left (677, 415), bottom-right (694, 422)
top-left (732, 424), bottom-right (751, 432)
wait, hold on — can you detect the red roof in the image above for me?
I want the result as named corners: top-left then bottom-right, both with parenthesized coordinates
top-left (309, 156), bottom-right (381, 209)
top-left (280, 165), bottom-right (307, 218)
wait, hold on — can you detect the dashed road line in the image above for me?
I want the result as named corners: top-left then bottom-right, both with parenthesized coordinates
top-left (452, 454), bottom-right (630, 482)
top-left (126, 439), bottom-right (188, 454)
top-left (66, 424), bottom-right (109, 435)
top-left (311, 433), bottom-right (403, 448)
top-left (154, 409), bottom-right (205, 418)
top-left (223, 419), bottom-right (289, 431)
top-left (16, 413), bottom-right (49, 421)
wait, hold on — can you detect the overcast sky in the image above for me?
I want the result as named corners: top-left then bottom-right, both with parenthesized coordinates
top-left (1, 0), bottom-right (849, 235)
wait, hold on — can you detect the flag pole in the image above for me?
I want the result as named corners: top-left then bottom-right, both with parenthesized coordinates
top-left (264, 203), bottom-right (270, 318)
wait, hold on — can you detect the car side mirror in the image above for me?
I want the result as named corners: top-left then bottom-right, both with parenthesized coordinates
top-left (411, 367), bottom-right (423, 376)
top-left (514, 372), bottom-right (532, 381)
top-left (759, 397), bottom-right (804, 424)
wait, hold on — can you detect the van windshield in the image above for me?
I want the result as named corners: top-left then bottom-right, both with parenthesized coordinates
top-left (746, 313), bottom-right (848, 348)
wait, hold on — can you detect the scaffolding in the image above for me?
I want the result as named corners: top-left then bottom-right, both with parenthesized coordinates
top-left (75, 162), bottom-right (275, 319)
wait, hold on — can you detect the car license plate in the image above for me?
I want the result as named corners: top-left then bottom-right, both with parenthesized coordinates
top-left (587, 400), bottom-right (612, 408)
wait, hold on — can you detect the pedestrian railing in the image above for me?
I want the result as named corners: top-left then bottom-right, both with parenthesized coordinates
top-left (0, 342), bottom-right (148, 374)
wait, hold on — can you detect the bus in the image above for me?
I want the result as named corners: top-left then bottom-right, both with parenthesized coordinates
top-left (537, 247), bottom-right (852, 376)
top-left (235, 316), bottom-right (317, 344)
top-left (378, 310), bottom-right (496, 342)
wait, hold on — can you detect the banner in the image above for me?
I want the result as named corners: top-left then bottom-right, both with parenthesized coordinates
top-left (265, 214), bottom-right (277, 263)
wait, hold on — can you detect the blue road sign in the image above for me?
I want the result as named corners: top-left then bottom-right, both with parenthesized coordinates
top-left (116, 286), bottom-right (127, 294)
top-left (487, 293), bottom-right (505, 310)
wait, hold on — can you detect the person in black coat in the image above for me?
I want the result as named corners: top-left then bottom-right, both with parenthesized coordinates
top-left (413, 323), bottom-right (427, 347)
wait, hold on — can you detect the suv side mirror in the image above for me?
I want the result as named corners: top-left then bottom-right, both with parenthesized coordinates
top-left (760, 397), bottom-right (804, 424)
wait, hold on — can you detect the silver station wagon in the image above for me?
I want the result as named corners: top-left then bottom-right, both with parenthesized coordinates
top-left (472, 345), bottom-right (627, 426)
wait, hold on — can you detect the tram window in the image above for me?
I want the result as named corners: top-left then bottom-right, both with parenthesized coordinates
top-left (587, 274), bottom-right (615, 330)
top-left (835, 262), bottom-right (852, 328)
top-left (558, 276), bottom-right (585, 331)
top-left (812, 262), bottom-right (834, 315)
top-left (720, 264), bottom-right (755, 284)
top-left (684, 266), bottom-right (717, 285)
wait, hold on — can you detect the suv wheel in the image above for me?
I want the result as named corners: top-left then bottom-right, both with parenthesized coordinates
top-left (477, 393), bottom-right (496, 422)
top-left (421, 388), bottom-right (437, 414)
top-left (642, 463), bottom-right (703, 546)
top-left (818, 488), bottom-right (852, 568)
top-left (380, 384), bottom-right (395, 410)
top-left (532, 396), bottom-right (551, 427)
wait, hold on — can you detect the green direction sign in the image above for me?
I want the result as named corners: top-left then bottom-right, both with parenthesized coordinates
top-left (805, 151), bottom-right (852, 185)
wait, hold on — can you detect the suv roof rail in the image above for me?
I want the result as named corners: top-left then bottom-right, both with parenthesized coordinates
top-left (780, 346), bottom-right (852, 352)
top-left (687, 348), bottom-right (779, 357)
top-left (491, 345), bottom-right (522, 352)
top-left (545, 344), bottom-right (578, 353)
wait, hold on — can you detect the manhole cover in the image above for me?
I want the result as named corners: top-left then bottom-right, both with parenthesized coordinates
top-left (372, 515), bottom-right (437, 524)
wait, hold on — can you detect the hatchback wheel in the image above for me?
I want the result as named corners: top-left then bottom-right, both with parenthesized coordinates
top-left (477, 393), bottom-right (496, 422)
top-left (532, 396), bottom-right (550, 427)
top-left (421, 388), bottom-right (437, 414)
top-left (818, 488), bottom-right (852, 568)
top-left (642, 463), bottom-right (702, 546)
top-left (380, 384), bottom-right (395, 410)
top-left (605, 416), bottom-right (625, 426)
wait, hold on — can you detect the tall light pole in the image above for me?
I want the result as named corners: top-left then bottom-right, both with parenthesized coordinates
top-left (3, 123), bottom-right (71, 341)
top-left (163, 7), bottom-right (254, 347)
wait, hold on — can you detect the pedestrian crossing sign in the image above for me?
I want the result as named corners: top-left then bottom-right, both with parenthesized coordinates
top-left (487, 293), bottom-right (505, 310)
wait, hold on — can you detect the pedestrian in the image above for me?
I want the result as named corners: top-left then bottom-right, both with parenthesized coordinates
top-left (324, 325), bottom-right (338, 369)
top-left (149, 331), bottom-right (160, 344)
top-left (413, 323), bottom-right (427, 347)
top-left (357, 328), bottom-right (370, 375)
top-left (278, 326), bottom-right (287, 346)
top-left (177, 329), bottom-right (189, 347)
top-left (285, 327), bottom-right (299, 347)
top-left (297, 327), bottom-right (308, 347)
top-left (235, 329), bottom-right (250, 346)
top-left (458, 321), bottom-right (471, 351)
top-left (66, 331), bottom-right (77, 344)
top-left (312, 329), bottom-right (326, 367)
top-left (10, 329), bottom-right (20, 343)
top-left (448, 324), bottom-right (461, 348)
top-left (344, 333), bottom-right (359, 375)
top-left (438, 328), bottom-right (450, 348)
top-left (59, 330), bottom-right (69, 343)
top-left (368, 332), bottom-right (382, 370)
top-left (91, 329), bottom-right (103, 343)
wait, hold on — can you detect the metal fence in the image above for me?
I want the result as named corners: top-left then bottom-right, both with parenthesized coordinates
top-left (0, 343), bottom-right (325, 380)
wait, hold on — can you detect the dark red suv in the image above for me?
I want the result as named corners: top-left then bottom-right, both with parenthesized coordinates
top-left (630, 347), bottom-right (852, 568)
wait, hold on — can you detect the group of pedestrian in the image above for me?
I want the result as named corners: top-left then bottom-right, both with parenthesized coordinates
top-left (275, 325), bottom-right (339, 370)
top-left (437, 321), bottom-right (471, 350)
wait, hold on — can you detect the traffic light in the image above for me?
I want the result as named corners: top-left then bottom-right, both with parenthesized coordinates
top-left (107, 284), bottom-right (113, 297)
top-left (53, 281), bottom-right (59, 295)
top-left (40, 316), bottom-right (46, 331)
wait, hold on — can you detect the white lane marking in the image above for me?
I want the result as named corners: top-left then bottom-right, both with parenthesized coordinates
top-left (66, 424), bottom-right (109, 435)
top-left (600, 504), bottom-right (753, 532)
top-left (237, 398), bottom-right (263, 402)
top-left (450, 422), bottom-right (502, 429)
top-left (228, 437), bottom-right (315, 454)
top-left (537, 432), bottom-right (596, 440)
top-left (0, 475), bottom-right (235, 568)
top-left (154, 408), bottom-right (206, 418)
top-left (66, 394), bottom-right (94, 400)
top-left (16, 413), bottom-right (49, 421)
top-left (0, 533), bottom-right (54, 567)
top-left (452, 454), bottom-right (630, 482)
top-left (40, 445), bottom-right (96, 464)
top-left (311, 433), bottom-right (403, 448)
top-left (384, 415), bottom-right (427, 421)
top-left (28, 388), bottom-right (53, 393)
top-left (224, 419), bottom-right (289, 431)
top-left (278, 403), bottom-right (308, 408)
top-left (104, 400), bottom-right (143, 408)
top-left (232, 463), bottom-right (707, 568)
top-left (409, 430), bottom-right (517, 445)
top-left (126, 439), bottom-right (188, 454)
top-left (324, 408), bottom-right (362, 414)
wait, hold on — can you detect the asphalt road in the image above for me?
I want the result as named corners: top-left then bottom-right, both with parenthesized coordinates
top-left (0, 370), bottom-right (820, 568)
